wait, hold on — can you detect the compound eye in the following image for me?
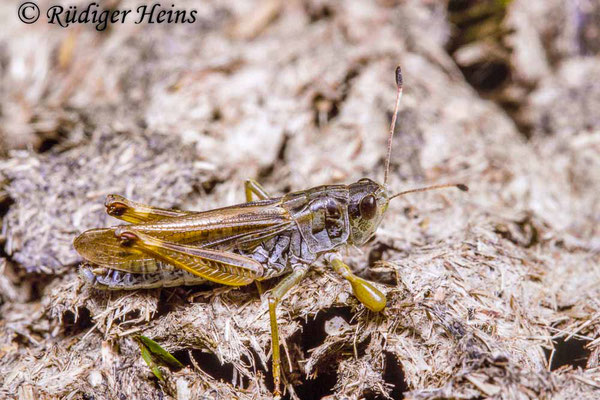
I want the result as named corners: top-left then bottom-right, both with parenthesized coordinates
top-left (359, 195), bottom-right (377, 220)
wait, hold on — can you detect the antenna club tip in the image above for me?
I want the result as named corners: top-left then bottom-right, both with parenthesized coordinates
top-left (395, 66), bottom-right (402, 89)
top-left (456, 184), bottom-right (469, 192)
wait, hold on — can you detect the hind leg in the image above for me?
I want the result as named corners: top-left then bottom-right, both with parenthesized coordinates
top-left (104, 194), bottom-right (193, 224)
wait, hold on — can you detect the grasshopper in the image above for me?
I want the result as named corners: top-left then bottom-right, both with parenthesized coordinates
top-left (74, 66), bottom-right (467, 396)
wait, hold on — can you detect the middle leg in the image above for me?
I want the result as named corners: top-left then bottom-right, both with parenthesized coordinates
top-left (245, 179), bottom-right (271, 201)
top-left (265, 265), bottom-right (308, 396)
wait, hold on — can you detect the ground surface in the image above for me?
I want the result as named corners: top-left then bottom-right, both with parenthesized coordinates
top-left (0, 0), bottom-right (599, 399)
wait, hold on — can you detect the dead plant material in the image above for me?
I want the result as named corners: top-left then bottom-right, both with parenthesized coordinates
top-left (1, 1), bottom-right (599, 399)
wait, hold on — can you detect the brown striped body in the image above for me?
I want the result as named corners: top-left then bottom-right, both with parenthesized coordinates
top-left (75, 180), bottom-right (389, 289)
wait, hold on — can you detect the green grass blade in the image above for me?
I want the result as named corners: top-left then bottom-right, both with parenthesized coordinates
top-left (138, 335), bottom-right (184, 369)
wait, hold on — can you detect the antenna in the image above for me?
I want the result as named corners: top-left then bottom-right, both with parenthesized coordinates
top-left (389, 183), bottom-right (468, 200)
top-left (384, 66), bottom-right (403, 186)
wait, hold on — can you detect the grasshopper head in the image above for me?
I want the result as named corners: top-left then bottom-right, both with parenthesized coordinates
top-left (344, 67), bottom-right (400, 246)
top-left (345, 67), bottom-right (467, 246)
top-left (347, 178), bottom-right (468, 246)
top-left (347, 178), bottom-right (390, 246)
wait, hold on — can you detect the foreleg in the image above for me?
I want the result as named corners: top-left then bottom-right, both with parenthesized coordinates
top-left (327, 255), bottom-right (386, 312)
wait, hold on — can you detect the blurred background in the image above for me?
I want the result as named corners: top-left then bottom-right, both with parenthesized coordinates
top-left (0, 0), bottom-right (599, 399)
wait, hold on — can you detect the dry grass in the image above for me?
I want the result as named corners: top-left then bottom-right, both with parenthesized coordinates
top-left (0, 1), bottom-right (599, 399)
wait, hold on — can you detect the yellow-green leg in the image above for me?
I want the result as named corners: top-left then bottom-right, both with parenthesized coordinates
top-left (114, 229), bottom-right (263, 286)
top-left (266, 266), bottom-right (308, 396)
top-left (328, 257), bottom-right (387, 312)
top-left (105, 194), bottom-right (192, 224)
top-left (245, 179), bottom-right (270, 201)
